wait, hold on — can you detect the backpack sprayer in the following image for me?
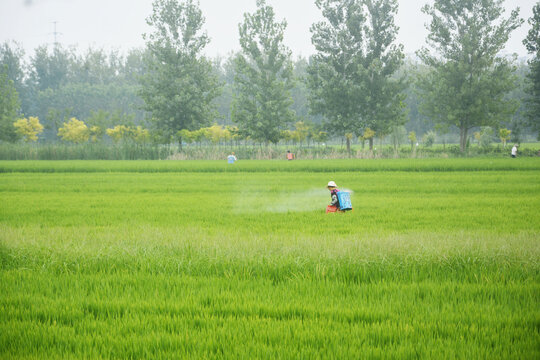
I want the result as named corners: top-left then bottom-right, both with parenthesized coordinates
top-left (326, 181), bottom-right (353, 213)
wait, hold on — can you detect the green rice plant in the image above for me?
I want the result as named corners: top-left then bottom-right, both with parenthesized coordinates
top-left (0, 159), bottom-right (538, 358)
top-left (1, 158), bottom-right (540, 174)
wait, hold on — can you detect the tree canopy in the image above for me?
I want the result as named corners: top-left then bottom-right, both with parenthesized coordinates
top-left (417, 0), bottom-right (523, 152)
top-left (308, 0), bottom-right (366, 152)
top-left (232, 0), bottom-right (295, 144)
top-left (0, 65), bottom-right (20, 142)
top-left (140, 0), bottom-right (221, 143)
top-left (308, 0), bottom-right (406, 152)
top-left (523, 1), bottom-right (540, 139)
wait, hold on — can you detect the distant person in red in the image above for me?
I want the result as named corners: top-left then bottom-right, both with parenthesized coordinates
top-left (287, 150), bottom-right (294, 160)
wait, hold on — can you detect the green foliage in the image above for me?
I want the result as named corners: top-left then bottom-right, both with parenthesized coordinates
top-left (498, 128), bottom-right (512, 148)
top-left (21, 46), bottom-right (148, 139)
top-left (0, 41), bottom-right (26, 106)
top-left (205, 124), bottom-right (230, 144)
top-left (0, 65), bottom-right (21, 142)
top-left (36, 83), bottom-right (143, 128)
top-left (308, 0), bottom-right (366, 141)
top-left (140, 0), bottom-right (221, 142)
top-left (308, 0), bottom-right (406, 151)
top-left (106, 125), bottom-right (132, 143)
top-left (407, 131), bottom-right (416, 147)
top-left (232, 0), bottom-right (295, 144)
top-left (88, 126), bottom-right (103, 143)
top-left (292, 121), bottom-right (309, 145)
top-left (422, 130), bottom-right (436, 147)
top-left (0, 66), bottom-right (20, 142)
top-left (523, 2), bottom-right (540, 139)
top-left (417, 0), bottom-right (524, 152)
top-left (474, 126), bottom-right (494, 149)
top-left (0, 160), bottom-right (539, 358)
top-left (178, 124), bottom-right (233, 145)
top-left (312, 130), bottom-right (329, 145)
top-left (29, 44), bottom-right (74, 91)
top-left (106, 125), bottom-right (150, 144)
top-left (361, 0), bottom-right (407, 136)
top-left (390, 125), bottom-right (407, 151)
top-left (360, 127), bottom-right (376, 150)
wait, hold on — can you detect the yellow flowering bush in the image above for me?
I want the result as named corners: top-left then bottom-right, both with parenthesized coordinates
top-left (58, 118), bottom-right (89, 143)
top-left (106, 125), bottom-right (131, 143)
top-left (13, 116), bottom-right (44, 142)
top-left (132, 126), bottom-right (150, 144)
top-left (107, 125), bottom-right (150, 144)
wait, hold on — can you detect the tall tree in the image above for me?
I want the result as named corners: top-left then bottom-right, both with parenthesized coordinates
top-left (232, 0), bottom-right (295, 144)
top-left (361, 0), bottom-right (406, 150)
top-left (0, 42), bottom-right (29, 115)
top-left (29, 45), bottom-right (74, 91)
top-left (25, 44), bottom-right (76, 124)
top-left (74, 47), bottom-right (121, 85)
top-left (523, 1), bottom-right (540, 139)
top-left (307, 0), bottom-right (366, 153)
top-left (0, 65), bottom-right (21, 142)
top-left (308, 0), bottom-right (405, 152)
top-left (0, 42), bottom-right (25, 95)
top-left (417, 0), bottom-right (523, 152)
top-left (140, 0), bottom-right (220, 143)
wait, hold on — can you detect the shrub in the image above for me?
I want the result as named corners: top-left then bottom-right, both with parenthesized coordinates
top-left (422, 131), bottom-right (436, 147)
top-left (58, 118), bottom-right (89, 143)
top-left (13, 117), bottom-right (43, 142)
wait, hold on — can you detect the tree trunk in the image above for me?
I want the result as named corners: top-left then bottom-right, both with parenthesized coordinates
top-left (368, 138), bottom-right (373, 150)
top-left (346, 137), bottom-right (351, 155)
top-left (460, 127), bottom-right (468, 152)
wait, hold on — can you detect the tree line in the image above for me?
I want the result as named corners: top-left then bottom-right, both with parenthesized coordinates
top-left (0, 0), bottom-right (539, 154)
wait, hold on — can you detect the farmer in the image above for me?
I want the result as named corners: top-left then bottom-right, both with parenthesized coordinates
top-left (227, 152), bottom-right (237, 164)
top-left (327, 181), bottom-right (340, 212)
top-left (511, 144), bottom-right (518, 158)
top-left (287, 150), bottom-right (294, 161)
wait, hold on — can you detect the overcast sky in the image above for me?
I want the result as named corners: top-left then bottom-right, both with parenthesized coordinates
top-left (0, 0), bottom-right (536, 59)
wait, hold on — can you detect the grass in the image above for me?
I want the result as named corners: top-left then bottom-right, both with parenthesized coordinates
top-left (1, 159), bottom-right (539, 358)
top-left (1, 157), bottom-right (540, 173)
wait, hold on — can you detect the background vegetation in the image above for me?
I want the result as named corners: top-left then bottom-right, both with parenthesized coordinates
top-left (0, 0), bottom-right (539, 160)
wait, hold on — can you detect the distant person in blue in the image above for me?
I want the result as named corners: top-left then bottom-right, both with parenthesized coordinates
top-left (227, 152), bottom-right (237, 164)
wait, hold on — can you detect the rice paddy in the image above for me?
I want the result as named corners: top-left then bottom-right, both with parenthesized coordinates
top-left (1, 158), bottom-right (539, 359)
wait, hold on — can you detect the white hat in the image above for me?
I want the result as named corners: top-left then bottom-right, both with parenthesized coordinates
top-left (327, 181), bottom-right (337, 187)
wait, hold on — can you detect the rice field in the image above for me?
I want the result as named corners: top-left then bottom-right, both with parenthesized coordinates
top-left (1, 159), bottom-right (539, 359)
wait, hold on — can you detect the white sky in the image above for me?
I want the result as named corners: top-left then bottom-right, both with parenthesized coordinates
top-left (0, 0), bottom-right (536, 59)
